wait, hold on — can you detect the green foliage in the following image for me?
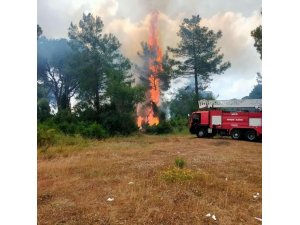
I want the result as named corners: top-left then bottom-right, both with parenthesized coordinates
top-left (243, 73), bottom-right (262, 99)
top-left (251, 25), bottom-right (262, 59)
top-left (156, 121), bottom-right (173, 134)
top-left (68, 13), bottom-right (132, 117)
top-left (38, 111), bottom-right (108, 140)
top-left (161, 167), bottom-right (194, 183)
top-left (99, 69), bottom-right (145, 135)
top-left (243, 84), bottom-right (262, 99)
top-left (106, 69), bottom-right (146, 112)
top-left (37, 98), bottom-right (51, 122)
top-left (175, 157), bottom-right (186, 169)
top-left (169, 117), bottom-right (188, 133)
top-left (37, 37), bottom-right (76, 112)
top-left (145, 121), bottom-right (173, 134)
top-left (169, 88), bottom-right (198, 118)
top-left (37, 124), bottom-right (58, 151)
top-left (78, 123), bottom-right (108, 139)
top-left (101, 111), bottom-right (139, 135)
top-left (53, 110), bottom-right (77, 124)
top-left (57, 122), bottom-right (77, 135)
top-left (168, 15), bottom-right (230, 98)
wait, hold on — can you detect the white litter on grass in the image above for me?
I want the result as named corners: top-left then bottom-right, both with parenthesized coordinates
top-left (205, 213), bottom-right (217, 221)
top-left (128, 182), bottom-right (134, 185)
top-left (253, 192), bottom-right (260, 199)
top-left (225, 177), bottom-right (228, 181)
top-left (254, 217), bottom-right (262, 222)
top-left (107, 197), bottom-right (114, 202)
top-left (212, 214), bottom-right (217, 221)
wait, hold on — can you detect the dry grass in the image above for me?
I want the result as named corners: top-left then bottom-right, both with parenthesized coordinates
top-left (38, 134), bottom-right (262, 225)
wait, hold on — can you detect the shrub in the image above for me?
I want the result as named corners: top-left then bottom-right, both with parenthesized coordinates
top-left (161, 167), bottom-right (194, 183)
top-left (156, 121), bottom-right (173, 134)
top-left (144, 124), bottom-right (157, 134)
top-left (101, 111), bottom-right (139, 135)
top-left (145, 121), bottom-right (173, 134)
top-left (53, 110), bottom-right (77, 124)
top-left (57, 122), bottom-right (77, 135)
top-left (79, 123), bottom-right (108, 139)
top-left (37, 125), bottom-right (58, 151)
top-left (169, 117), bottom-right (188, 133)
top-left (37, 98), bottom-right (51, 122)
top-left (175, 157), bottom-right (185, 169)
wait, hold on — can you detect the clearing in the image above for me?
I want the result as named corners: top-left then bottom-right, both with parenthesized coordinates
top-left (38, 134), bottom-right (262, 225)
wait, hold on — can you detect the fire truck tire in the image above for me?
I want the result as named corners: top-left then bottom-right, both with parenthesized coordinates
top-left (246, 130), bottom-right (257, 141)
top-left (197, 128), bottom-right (207, 138)
top-left (231, 129), bottom-right (242, 140)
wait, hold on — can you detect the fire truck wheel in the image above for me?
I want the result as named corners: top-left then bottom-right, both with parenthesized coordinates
top-left (197, 128), bottom-right (206, 138)
top-left (231, 129), bottom-right (242, 140)
top-left (246, 130), bottom-right (257, 141)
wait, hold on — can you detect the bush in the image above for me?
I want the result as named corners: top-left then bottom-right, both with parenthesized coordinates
top-left (53, 110), bottom-right (77, 124)
top-left (156, 121), bottom-right (173, 134)
top-left (37, 124), bottom-right (58, 151)
top-left (37, 98), bottom-right (51, 122)
top-left (161, 167), bottom-right (194, 183)
top-left (78, 123), bottom-right (108, 139)
top-left (57, 121), bottom-right (77, 135)
top-left (145, 121), bottom-right (173, 134)
top-left (101, 111), bottom-right (139, 135)
top-left (175, 157), bottom-right (185, 169)
top-left (144, 124), bottom-right (158, 134)
top-left (169, 117), bottom-right (188, 133)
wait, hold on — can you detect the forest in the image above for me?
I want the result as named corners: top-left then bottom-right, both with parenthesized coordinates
top-left (37, 13), bottom-right (261, 147)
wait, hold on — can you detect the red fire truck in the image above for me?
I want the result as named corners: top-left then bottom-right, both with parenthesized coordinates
top-left (188, 99), bottom-right (262, 141)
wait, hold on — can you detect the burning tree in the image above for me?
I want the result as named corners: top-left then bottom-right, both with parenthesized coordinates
top-left (136, 11), bottom-right (165, 127)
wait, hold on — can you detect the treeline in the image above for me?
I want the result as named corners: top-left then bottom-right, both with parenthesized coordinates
top-left (38, 12), bottom-right (261, 143)
top-left (37, 13), bottom-right (226, 142)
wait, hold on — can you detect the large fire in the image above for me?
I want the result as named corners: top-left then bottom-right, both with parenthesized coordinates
top-left (137, 11), bottom-right (162, 127)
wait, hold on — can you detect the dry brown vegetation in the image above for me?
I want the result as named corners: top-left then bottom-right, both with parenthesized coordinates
top-left (38, 134), bottom-right (262, 225)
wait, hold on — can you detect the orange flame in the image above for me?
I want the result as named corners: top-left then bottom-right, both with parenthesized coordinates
top-left (137, 11), bottom-right (162, 127)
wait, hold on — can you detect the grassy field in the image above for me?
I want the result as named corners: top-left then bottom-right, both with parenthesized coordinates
top-left (38, 134), bottom-right (262, 225)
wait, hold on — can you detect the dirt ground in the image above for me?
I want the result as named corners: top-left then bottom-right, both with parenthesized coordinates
top-left (38, 134), bottom-right (262, 225)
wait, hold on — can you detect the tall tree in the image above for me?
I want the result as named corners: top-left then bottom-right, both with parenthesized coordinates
top-left (68, 13), bottom-right (135, 120)
top-left (251, 10), bottom-right (262, 59)
top-left (137, 42), bottom-right (173, 92)
top-left (251, 25), bottom-right (262, 59)
top-left (37, 37), bottom-right (78, 112)
top-left (101, 69), bottom-right (145, 134)
top-left (168, 15), bottom-right (230, 100)
top-left (37, 24), bottom-right (51, 121)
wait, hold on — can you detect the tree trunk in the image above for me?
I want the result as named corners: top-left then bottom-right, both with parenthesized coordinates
top-left (194, 72), bottom-right (199, 101)
top-left (192, 36), bottom-right (199, 101)
top-left (94, 74), bottom-right (101, 122)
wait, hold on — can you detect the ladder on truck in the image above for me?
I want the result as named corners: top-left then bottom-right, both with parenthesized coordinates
top-left (198, 99), bottom-right (262, 111)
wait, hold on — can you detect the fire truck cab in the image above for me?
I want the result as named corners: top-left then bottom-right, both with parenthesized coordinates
top-left (189, 99), bottom-right (262, 141)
